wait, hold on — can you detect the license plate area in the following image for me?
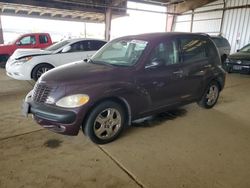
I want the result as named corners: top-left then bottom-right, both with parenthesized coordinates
top-left (233, 65), bottom-right (242, 70)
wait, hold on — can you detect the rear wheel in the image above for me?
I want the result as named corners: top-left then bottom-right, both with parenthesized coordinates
top-left (83, 101), bottom-right (126, 144)
top-left (0, 55), bottom-right (9, 68)
top-left (32, 64), bottom-right (54, 81)
top-left (198, 81), bottom-right (220, 109)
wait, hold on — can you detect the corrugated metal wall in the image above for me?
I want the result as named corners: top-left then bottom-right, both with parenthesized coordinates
top-left (172, 0), bottom-right (250, 53)
top-left (222, 0), bottom-right (250, 52)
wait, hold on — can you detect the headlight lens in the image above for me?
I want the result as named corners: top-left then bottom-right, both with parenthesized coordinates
top-left (14, 56), bottom-right (33, 65)
top-left (56, 94), bottom-right (89, 108)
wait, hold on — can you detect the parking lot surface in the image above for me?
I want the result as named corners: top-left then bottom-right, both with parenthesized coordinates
top-left (0, 68), bottom-right (250, 188)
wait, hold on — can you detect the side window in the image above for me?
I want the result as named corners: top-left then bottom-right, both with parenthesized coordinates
top-left (69, 41), bottom-right (88, 52)
top-left (19, 35), bottom-right (36, 45)
top-left (147, 40), bottom-right (179, 67)
top-left (89, 41), bottom-right (106, 51)
top-left (39, 35), bottom-right (49, 44)
top-left (180, 38), bottom-right (208, 63)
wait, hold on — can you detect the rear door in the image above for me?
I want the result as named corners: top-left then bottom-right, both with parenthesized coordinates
top-left (177, 36), bottom-right (212, 100)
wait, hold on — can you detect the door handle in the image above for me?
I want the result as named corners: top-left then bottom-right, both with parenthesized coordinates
top-left (173, 70), bottom-right (183, 74)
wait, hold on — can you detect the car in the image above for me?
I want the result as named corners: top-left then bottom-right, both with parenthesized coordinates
top-left (223, 43), bottom-right (250, 74)
top-left (6, 38), bottom-right (106, 81)
top-left (210, 35), bottom-right (231, 63)
top-left (0, 33), bottom-right (53, 68)
top-left (22, 32), bottom-right (226, 144)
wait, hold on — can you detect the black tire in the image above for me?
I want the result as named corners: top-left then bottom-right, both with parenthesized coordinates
top-left (198, 81), bottom-right (220, 109)
top-left (83, 101), bottom-right (126, 144)
top-left (0, 55), bottom-right (9, 68)
top-left (31, 64), bottom-right (54, 81)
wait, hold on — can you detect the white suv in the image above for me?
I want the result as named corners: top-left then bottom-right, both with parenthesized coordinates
top-left (6, 38), bottom-right (106, 81)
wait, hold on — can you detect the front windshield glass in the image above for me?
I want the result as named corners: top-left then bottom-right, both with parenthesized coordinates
top-left (91, 39), bottom-right (148, 66)
top-left (45, 40), bottom-right (70, 51)
top-left (240, 44), bottom-right (250, 52)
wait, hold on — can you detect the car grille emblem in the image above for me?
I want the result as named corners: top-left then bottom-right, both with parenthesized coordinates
top-left (236, 60), bottom-right (242, 64)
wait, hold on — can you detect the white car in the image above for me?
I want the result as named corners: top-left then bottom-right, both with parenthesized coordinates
top-left (6, 38), bottom-right (106, 80)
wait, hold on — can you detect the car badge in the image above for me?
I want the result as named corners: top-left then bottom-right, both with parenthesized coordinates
top-left (236, 60), bottom-right (242, 64)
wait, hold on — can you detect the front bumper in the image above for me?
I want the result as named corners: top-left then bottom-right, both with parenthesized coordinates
top-left (23, 91), bottom-right (82, 135)
top-left (6, 60), bottom-right (32, 80)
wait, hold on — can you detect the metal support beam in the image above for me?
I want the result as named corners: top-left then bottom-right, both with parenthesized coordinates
top-left (190, 9), bottom-right (194, 32)
top-left (175, 0), bottom-right (217, 14)
top-left (105, 8), bottom-right (112, 41)
top-left (219, 0), bottom-right (226, 35)
top-left (165, 5), bottom-right (176, 32)
top-left (166, 14), bottom-right (175, 32)
top-left (0, 14), bottom-right (4, 44)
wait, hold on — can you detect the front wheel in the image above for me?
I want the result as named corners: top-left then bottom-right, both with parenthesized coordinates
top-left (32, 64), bottom-right (54, 81)
top-left (83, 101), bottom-right (126, 144)
top-left (198, 82), bottom-right (220, 109)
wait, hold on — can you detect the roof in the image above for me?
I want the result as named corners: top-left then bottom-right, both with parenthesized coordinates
top-left (115, 32), bottom-right (211, 41)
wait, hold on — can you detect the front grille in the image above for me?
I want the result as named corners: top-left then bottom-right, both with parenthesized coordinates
top-left (32, 83), bottom-right (52, 103)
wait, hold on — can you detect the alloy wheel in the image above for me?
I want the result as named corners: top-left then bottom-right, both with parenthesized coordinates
top-left (93, 108), bottom-right (122, 140)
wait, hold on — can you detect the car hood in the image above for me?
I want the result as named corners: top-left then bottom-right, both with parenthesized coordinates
top-left (12, 48), bottom-right (52, 59)
top-left (40, 60), bottom-right (126, 86)
top-left (229, 52), bottom-right (250, 60)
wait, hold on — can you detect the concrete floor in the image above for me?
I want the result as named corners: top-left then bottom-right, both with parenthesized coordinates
top-left (0, 68), bottom-right (250, 188)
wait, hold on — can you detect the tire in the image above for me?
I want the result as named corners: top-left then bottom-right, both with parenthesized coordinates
top-left (31, 64), bottom-right (54, 81)
top-left (83, 101), bottom-right (126, 144)
top-left (0, 55), bottom-right (9, 68)
top-left (198, 81), bottom-right (220, 109)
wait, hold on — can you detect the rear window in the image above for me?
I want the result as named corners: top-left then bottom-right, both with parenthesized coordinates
top-left (180, 38), bottom-right (208, 63)
top-left (211, 37), bottom-right (230, 47)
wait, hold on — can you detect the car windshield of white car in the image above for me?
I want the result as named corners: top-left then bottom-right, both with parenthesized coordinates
top-left (45, 40), bottom-right (70, 52)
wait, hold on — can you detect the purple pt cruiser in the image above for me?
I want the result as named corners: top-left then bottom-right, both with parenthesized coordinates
top-left (23, 32), bottom-right (226, 144)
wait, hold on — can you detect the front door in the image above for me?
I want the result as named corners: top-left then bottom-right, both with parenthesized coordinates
top-left (136, 39), bottom-right (186, 111)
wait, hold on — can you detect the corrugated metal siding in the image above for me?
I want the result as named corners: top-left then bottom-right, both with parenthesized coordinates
top-left (172, 0), bottom-right (250, 53)
top-left (222, 7), bottom-right (250, 52)
top-left (226, 0), bottom-right (250, 7)
top-left (192, 11), bottom-right (223, 34)
top-left (172, 13), bottom-right (192, 32)
top-left (173, 0), bottom-right (223, 34)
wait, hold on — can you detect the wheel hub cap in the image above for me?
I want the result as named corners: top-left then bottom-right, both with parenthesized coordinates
top-left (94, 108), bottom-right (121, 140)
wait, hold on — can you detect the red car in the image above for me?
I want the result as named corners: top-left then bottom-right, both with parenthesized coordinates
top-left (0, 33), bottom-right (52, 68)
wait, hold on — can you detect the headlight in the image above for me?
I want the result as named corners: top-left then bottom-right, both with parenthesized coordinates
top-left (14, 56), bottom-right (33, 65)
top-left (56, 94), bottom-right (89, 108)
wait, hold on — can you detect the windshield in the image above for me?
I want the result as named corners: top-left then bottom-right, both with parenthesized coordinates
top-left (45, 40), bottom-right (70, 51)
top-left (91, 39), bottom-right (148, 66)
top-left (240, 44), bottom-right (250, 52)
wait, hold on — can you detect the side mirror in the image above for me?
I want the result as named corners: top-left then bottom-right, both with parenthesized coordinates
top-left (145, 58), bottom-right (164, 69)
top-left (16, 41), bottom-right (21, 46)
top-left (61, 46), bottom-right (71, 53)
top-left (237, 49), bottom-right (240, 52)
